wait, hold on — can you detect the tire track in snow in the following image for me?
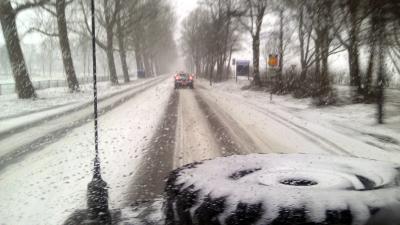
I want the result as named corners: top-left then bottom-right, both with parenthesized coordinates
top-left (173, 89), bottom-right (220, 168)
top-left (126, 86), bottom-right (255, 203)
top-left (196, 85), bottom-right (287, 154)
top-left (245, 103), bottom-right (353, 156)
top-left (194, 90), bottom-right (258, 156)
top-left (199, 83), bottom-right (353, 156)
top-left (125, 91), bottom-right (179, 203)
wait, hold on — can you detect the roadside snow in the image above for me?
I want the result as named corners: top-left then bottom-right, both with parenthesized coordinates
top-left (0, 78), bottom-right (162, 137)
top-left (0, 80), bottom-right (173, 225)
top-left (0, 78), bottom-right (147, 120)
top-left (199, 79), bottom-right (400, 163)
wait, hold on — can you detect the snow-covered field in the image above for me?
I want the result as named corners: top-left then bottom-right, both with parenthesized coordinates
top-left (0, 80), bottom-right (173, 225)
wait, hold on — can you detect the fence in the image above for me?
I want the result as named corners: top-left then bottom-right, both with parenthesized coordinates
top-left (0, 75), bottom-right (129, 95)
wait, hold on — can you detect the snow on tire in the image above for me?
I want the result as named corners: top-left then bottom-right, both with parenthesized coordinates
top-left (164, 154), bottom-right (400, 225)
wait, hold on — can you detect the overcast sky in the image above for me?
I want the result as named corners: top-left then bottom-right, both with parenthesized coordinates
top-left (171, 0), bottom-right (199, 23)
top-left (0, 0), bottom-right (199, 45)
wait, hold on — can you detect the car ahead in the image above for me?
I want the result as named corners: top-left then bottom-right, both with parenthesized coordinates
top-left (174, 73), bottom-right (194, 89)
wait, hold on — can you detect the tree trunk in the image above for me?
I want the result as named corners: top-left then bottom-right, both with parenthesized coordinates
top-left (195, 53), bottom-right (201, 76)
top-left (143, 54), bottom-right (152, 77)
top-left (278, 9), bottom-right (284, 79)
top-left (320, 31), bottom-right (330, 95)
top-left (377, 45), bottom-right (384, 124)
top-left (347, 0), bottom-right (362, 96)
top-left (106, 26), bottom-right (118, 85)
top-left (226, 46), bottom-right (233, 78)
top-left (216, 57), bottom-right (224, 81)
top-left (313, 1), bottom-right (332, 104)
top-left (252, 35), bottom-right (261, 86)
top-left (314, 38), bottom-right (321, 90)
top-left (319, 3), bottom-right (332, 99)
top-left (134, 43), bottom-right (143, 70)
top-left (364, 9), bottom-right (379, 101)
top-left (375, 6), bottom-right (385, 124)
top-left (154, 59), bottom-right (160, 75)
top-left (0, 1), bottom-right (36, 99)
top-left (151, 59), bottom-right (157, 76)
top-left (207, 56), bottom-right (215, 85)
top-left (56, 0), bottom-right (79, 92)
top-left (348, 46), bottom-right (360, 89)
top-left (298, 6), bottom-right (308, 89)
top-left (116, 12), bottom-right (129, 83)
top-left (365, 43), bottom-right (375, 96)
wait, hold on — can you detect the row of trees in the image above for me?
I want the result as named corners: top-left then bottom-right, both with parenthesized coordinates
top-left (181, 0), bottom-right (243, 83)
top-left (181, 0), bottom-right (275, 86)
top-left (181, 0), bottom-right (400, 108)
top-left (264, 0), bottom-right (399, 124)
top-left (0, 0), bottom-right (178, 99)
top-left (271, 0), bottom-right (400, 106)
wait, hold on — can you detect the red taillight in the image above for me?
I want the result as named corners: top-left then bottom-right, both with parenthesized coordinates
top-left (175, 75), bottom-right (180, 80)
top-left (189, 76), bottom-right (193, 80)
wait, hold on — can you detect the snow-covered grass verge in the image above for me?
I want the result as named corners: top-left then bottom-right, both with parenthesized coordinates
top-left (0, 78), bottom-right (145, 120)
top-left (0, 77), bottom-right (166, 138)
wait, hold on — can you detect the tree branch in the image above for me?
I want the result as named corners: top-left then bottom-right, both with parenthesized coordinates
top-left (27, 27), bottom-right (59, 37)
top-left (15, 0), bottom-right (50, 13)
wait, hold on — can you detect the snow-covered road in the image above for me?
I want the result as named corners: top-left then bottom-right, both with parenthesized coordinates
top-left (174, 89), bottom-right (220, 167)
top-left (0, 77), bottom-right (399, 225)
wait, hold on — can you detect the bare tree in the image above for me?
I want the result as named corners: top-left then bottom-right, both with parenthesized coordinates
top-left (116, 4), bottom-right (130, 83)
top-left (124, 0), bottom-right (177, 77)
top-left (0, 0), bottom-right (49, 98)
top-left (296, 0), bottom-right (315, 92)
top-left (31, 0), bottom-right (80, 91)
top-left (330, 0), bottom-right (372, 100)
top-left (182, 9), bottom-right (204, 75)
top-left (240, 0), bottom-right (267, 86)
top-left (80, 0), bottom-right (120, 85)
top-left (114, 0), bottom-right (150, 82)
top-left (55, 0), bottom-right (80, 91)
top-left (368, 0), bottom-right (399, 123)
top-left (265, 1), bottom-right (296, 93)
top-left (181, 1), bottom-right (242, 82)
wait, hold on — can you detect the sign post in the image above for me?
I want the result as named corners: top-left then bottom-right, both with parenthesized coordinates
top-left (267, 54), bottom-right (279, 103)
top-left (235, 60), bottom-right (250, 83)
top-left (268, 54), bottom-right (279, 68)
top-left (232, 58), bottom-right (237, 82)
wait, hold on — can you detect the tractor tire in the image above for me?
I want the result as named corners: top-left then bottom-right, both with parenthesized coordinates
top-left (164, 154), bottom-right (400, 225)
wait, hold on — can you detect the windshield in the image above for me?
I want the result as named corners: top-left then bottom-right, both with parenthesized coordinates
top-left (0, 0), bottom-right (399, 225)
